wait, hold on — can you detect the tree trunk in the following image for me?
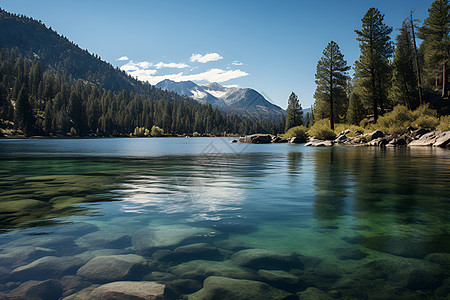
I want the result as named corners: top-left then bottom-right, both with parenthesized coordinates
top-left (372, 70), bottom-right (378, 121)
top-left (410, 10), bottom-right (423, 105)
top-left (442, 62), bottom-right (447, 98)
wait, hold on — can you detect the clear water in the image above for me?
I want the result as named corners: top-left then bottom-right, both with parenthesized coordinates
top-left (0, 137), bottom-right (449, 299)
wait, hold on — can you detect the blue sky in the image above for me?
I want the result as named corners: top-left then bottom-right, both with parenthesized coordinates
top-left (1, 0), bottom-right (433, 109)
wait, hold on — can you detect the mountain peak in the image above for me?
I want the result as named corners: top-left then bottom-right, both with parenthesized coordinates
top-left (206, 82), bottom-right (223, 90)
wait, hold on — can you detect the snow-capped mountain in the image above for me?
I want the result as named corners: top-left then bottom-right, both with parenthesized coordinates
top-left (156, 79), bottom-right (285, 120)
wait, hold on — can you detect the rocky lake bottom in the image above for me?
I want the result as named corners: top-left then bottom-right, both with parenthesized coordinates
top-left (0, 138), bottom-right (449, 299)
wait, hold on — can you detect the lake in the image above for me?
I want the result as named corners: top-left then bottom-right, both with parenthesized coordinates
top-left (0, 137), bottom-right (449, 299)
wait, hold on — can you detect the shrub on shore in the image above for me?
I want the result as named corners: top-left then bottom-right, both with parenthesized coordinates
top-left (283, 125), bottom-right (308, 140)
top-left (308, 119), bottom-right (336, 140)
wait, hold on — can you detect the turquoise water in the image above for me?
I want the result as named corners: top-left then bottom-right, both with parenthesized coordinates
top-left (0, 138), bottom-right (449, 299)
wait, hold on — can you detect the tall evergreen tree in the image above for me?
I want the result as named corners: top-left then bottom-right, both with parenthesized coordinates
top-left (314, 41), bottom-right (350, 130)
top-left (346, 92), bottom-right (365, 125)
top-left (354, 8), bottom-right (394, 121)
top-left (390, 20), bottom-right (418, 109)
top-left (418, 0), bottom-right (450, 98)
top-left (285, 92), bottom-right (303, 131)
top-left (14, 83), bottom-right (33, 135)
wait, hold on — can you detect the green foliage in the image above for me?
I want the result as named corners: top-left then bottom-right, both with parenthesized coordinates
top-left (284, 125), bottom-right (308, 140)
top-left (133, 127), bottom-right (150, 137)
top-left (308, 119), bottom-right (336, 140)
top-left (69, 127), bottom-right (77, 136)
top-left (346, 92), bottom-right (365, 125)
top-left (418, 0), bottom-right (450, 96)
top-left (354, 7), bottom-right (394, 120)
top-left (333, 124), bottom-right (367, 136)
top-left (13, 83), bottom-right (34, 135)
top-left (150, 125), bottom-right (164, 137)
top-left (390, 20), bottom-right (419, 109)
top-left (314, 41), bottom-right (350, 130)
top-left (437, 115), bottom-right (450, 130)
top-left (285, 92), bottom-right (303, 131)
top-left (374, 104), bottom-right (440, 134)
top-left (193, 132), bottom-right (201, 137)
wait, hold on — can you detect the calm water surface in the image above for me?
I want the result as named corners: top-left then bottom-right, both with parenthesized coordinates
top-left (0, 138), bottom-right (449, 299)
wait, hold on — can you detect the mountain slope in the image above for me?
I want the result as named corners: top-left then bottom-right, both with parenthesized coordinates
top-left (156, 80), bottom-right (286, 120)
top-left (0, 8), bottom-right (140, 92)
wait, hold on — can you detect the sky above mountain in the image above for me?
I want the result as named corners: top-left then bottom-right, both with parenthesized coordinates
top-left (1, 0), bottom-right (433, 109)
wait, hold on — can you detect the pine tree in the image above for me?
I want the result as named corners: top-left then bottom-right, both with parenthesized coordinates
top-left (418, 0), bottom-right (450, 98)
top-left (354, 8), bottom-right (394, 121)
top-left (390, 20), bottom-right (418, 109)
top-left (346, 92), bottom-right (365, 125)
top-left (314, 41), bottom-right (350, 130)
top-left (285, 92), bottom-right (303, 131)
top-left (14, 83), bottom-right (34, 135)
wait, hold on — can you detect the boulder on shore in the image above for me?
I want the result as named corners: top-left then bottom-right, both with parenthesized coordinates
top-left (238, 134), bottom-right (272, 144)
top-left (408, 130), bottom-right (450, 148)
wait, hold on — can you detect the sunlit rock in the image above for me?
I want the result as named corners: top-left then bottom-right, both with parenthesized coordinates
top-left (89, 281), bottom-right (179, 300)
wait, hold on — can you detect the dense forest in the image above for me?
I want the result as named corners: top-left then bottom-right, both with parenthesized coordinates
top-left (285, 0), bottom-right (449, 132)
top-left (0, 9), bottom-right (284, 137)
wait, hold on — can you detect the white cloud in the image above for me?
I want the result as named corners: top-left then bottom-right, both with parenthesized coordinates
top-left (190, 53), bottom-right (223, 63)
top-left (224, 84), bottom-right (239, 88)
top-left (120, 61), bottom-right (140, 72)
top-left (154, 62), bottom-right (190, 69)
top-left (137, 61), bottom-right (153, 69)
top-left (116, 56), bottom-right (129, 61)
top-left (231, 60), bottom-right (244, 66)
top-left (126, 68), bottom-right (248, 85)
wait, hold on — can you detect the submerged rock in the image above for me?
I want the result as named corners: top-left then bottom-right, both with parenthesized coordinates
top-left (6, 279), bottom-right (62, 300)
top-left (89, 281), bottom-right (179, 300)
top-left (76, 254), bottom-right (147, 283)
top-left (258, 269), bottom-right (304, 292)
top-left (169, 260), bottom-right (258, 281)
top-left (60, 275), bottom-right (91, 297)
top-left (231, 249), bottom-right (303, 270)
top-left (335, 247), bottom-right (368, 260)
top-left (297, 287), bottom-right (333, 300)
top-left (168, 279), bottom-right (202, 294)
top-left (132, 225), bottom-right (210, 254)
top-left (75, 231), bottom-right (131, 249)
top-left (188, 276), bottom-right (292, 300)
top-left (9, 256), bottom-right (85, 281)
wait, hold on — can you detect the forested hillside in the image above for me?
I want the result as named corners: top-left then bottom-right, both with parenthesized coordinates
top-left (0, 9), bottom-right (284, 136)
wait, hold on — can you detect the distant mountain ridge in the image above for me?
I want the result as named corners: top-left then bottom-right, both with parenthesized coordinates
top-left (156, 79), bottom-right (286, 120)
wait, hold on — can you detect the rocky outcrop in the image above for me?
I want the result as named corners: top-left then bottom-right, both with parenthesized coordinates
top-left (304, 129), bottom-right (450, 148)
top-left (305, 139), bottom-right (334, 147)
top-left (408, 130), bottom-right (450, 148)
top-left (238, 134), bottom-right (272, 144)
